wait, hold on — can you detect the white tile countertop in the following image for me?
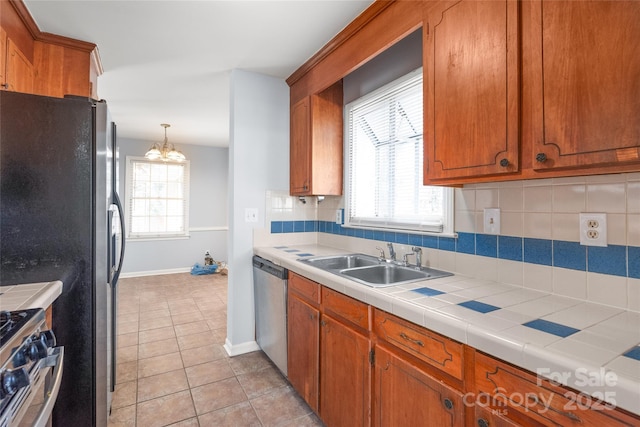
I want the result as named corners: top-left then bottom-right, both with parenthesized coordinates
top-left (254, 244), bottom-right (640, 417)
top-left (0, 280), bottom-right (63, 312)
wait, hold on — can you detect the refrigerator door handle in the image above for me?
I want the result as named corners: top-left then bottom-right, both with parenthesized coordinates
top-left (112, 191), bottom-right (126, 287)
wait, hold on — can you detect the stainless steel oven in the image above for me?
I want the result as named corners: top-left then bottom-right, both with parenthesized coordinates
top-left (0, 309), bottom-right (63, 427)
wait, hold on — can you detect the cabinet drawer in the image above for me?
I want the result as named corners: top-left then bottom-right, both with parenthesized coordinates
top-left (289, 272), bottom-right (320, 304)
top-left (321, 287), bottom-right (369, 330)
top-left (373, 309), bottom-right (463, 381)
top-left (474, 351), bottom-right (640, 427)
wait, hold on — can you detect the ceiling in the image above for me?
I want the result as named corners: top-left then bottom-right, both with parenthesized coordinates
top-left (23, 0), bottom-right (374, 148)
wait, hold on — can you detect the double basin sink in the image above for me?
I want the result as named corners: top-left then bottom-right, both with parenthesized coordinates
top-left (299, 253), bottom-right (452, 288)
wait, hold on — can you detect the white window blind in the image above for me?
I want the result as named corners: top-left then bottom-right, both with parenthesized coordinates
top-left (345, 68), bottom-right (452, 234)
top-left (126, 157), bottom-right (190, 239)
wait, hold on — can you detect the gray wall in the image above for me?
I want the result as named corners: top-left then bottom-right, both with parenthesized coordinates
top-left (117, 137), bottom-right (229, 276)
top-left (226, 69), bottom-right (289, 355)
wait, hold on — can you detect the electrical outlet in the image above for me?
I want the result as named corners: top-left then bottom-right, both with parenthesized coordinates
top-left (483, 208), bottom-right (501, 235)
top-left (336, 209), bottom-right (343, 225)
top-left (579, 213), bottom-right (607, 247)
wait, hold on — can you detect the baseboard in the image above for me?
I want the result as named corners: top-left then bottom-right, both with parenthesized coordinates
top-left (223, 338), bottom-right (261, 357)
top-left (120, 267), bottom-right (191, 278)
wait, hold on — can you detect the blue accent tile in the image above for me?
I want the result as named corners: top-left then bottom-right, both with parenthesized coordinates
top-left (396, 233), bottom-right (409, 245)
top-left (364, 229), bottom-right (375, 240)
top-left (458, 300), bottom-right (500, 313)
top-left (423, 236), bottom-right (438, 249)
top-left (523, 319), bottom-right (579, 338)
top-left (623, 346), bottom-right (640, 361)
top-left (294, 220), bottom-right (305, 232)
top-left (629, 246), bottom-right (640, 279)
top-left (384, 231), bottom-right (396, 243)
top-left (304, 220), bottom-right (316, 232)
top-left (456, 232), bottom-right (475, 255)
top-left (439, 237), bottom-right (456, 252)
top-left (354, 228), bottom-right (365, 238)
top-left (339, 225), bottom-right (347, 235)
top-left (318, 221), bottom-right (327, 233)
top-left (283, 248), bottom-right (300, 253)
top-left (346, 227), bottom-right (355, 237)
top-left (297, 253), bottom-right (314, 257)
top-left (413, 287), bottom-right (445, 297)
top-left (553, 240), bottom-right (586, 271)
top-left (588, 245), bottom-right (627, 277)
top-left (498, 236), bottom-right (523, 261)
top-left (373, 230), bottom-right (384, 241)
top-left (408, 234), bottom-right (422, 247)
top-left (283, 221), bottom-right (294, 233)
top-left (274, 245), bottom-right (287, 249)
top-left (476, 234), bottom-right (497, 258)
top-left (270, 221), bottom-right (283, 234)
top-left (524, 238), bottom-right (553, 266)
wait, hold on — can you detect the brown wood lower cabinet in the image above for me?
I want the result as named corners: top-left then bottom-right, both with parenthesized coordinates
top-left (286, 272), bottom-right (640, 427)
top-left (287, 292), bottom-right (319, 412)
top-left (320, 313), bottom-right (371, 427)
top-left (373, 344), bottom-right (464, 427)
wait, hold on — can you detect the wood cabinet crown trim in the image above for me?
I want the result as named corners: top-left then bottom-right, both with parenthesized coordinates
top-left (286, 0), bottom-right (394, 87)
top-left (8, 0), bottom-right (102, 74)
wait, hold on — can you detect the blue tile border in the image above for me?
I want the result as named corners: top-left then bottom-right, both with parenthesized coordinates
top-left (268, 220), bottom-right (640, 279)
top-left (523, 319), bottom-right (579, 338)
top-left (588, 245), bottom-right (627, 277)
top-left (459, 300), bottom-right (500, 313)
top-left (413, 287), bottom-right (445, 297)
top-left (498, 236), bottom-right (523, 261)
top-left (623, 346), bottom-right (640, 361)
top-left (553, 240), bottom-right (586, 271)
top-left (524, 238), bottom-right (553, 266)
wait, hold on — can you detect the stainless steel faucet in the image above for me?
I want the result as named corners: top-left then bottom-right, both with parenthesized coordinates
top-left (375, 246), bottom-right (386, 262)
top-left (412, 246), bottom-right (422, 267)
top-left (387, 242), bottom-right (396, 261)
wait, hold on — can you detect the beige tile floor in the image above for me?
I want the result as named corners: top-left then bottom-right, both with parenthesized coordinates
top-left (108, 272), bottom-right (323, 427)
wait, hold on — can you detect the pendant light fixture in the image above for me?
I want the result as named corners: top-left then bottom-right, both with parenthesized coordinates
top-left (144, 123), bottom-right (186, 162)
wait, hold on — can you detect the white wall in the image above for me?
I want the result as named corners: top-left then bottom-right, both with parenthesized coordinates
top-left (117, 137), bottom-right (229, 276)
top-left (226, 69), bottom-right (289, 355)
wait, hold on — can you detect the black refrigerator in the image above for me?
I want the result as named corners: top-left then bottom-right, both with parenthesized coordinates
top-left (0, 90), bottom-right (125, 426)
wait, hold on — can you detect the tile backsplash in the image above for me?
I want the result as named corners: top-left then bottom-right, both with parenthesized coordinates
top-left (257, 173), bottom-right (640, 312)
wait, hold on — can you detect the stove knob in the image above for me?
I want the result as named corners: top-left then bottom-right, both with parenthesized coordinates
top-left (12, 349), bottom-right (28, 367)
top-left (28, 340), bottom-right (48, 362)
top-left (1, 368), bottom-right (30, 398)
top-left (38, 330), bottom-right (57, 348)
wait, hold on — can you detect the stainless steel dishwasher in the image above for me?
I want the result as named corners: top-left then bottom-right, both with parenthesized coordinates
top-left (253, 255), bottom-right (288, 376)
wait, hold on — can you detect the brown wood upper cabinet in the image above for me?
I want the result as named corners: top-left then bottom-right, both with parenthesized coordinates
top-left (424, 0), bottom-right (520, 182)
top-left (2, 36), bottom-right (35, 93)
top-left (528, 0), bottom-right (640, 171)
top-left (290, 81), bottom-right (343, 196)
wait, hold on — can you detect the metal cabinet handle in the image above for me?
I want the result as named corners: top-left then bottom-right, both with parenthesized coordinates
top-left (536, 153), bottom-right (548, 163)
top-left (499, 158), bottom-right (509, 167)
top-left (477, 418), bottom-right (489, 427)
top-left (443, 398), bottom-right (454, 410)
top-left (399, 332), bottom-right (424, 347)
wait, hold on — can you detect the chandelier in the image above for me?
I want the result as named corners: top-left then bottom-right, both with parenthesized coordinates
top-left (144, 123), bottom-right (186, 162)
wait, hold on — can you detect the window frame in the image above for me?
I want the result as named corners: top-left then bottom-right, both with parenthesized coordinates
top-left (125, 156), bottom-right (191, 241)
top-left (343, 68), bottom-right (454, 236)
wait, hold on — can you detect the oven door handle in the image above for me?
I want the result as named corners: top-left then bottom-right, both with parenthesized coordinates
top-left (33, 346), bottom-right (64, 427)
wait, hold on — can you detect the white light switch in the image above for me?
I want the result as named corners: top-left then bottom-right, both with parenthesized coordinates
top-left (245, 208), bottom-right (258, 223)
top-left (483, 208), bottom-right (501, 235)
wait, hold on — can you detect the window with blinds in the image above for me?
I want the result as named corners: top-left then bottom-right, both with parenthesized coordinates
top-left (344, 68), bottom-right (453, 234)
top-left (125, 157), bottom-right (190, 239)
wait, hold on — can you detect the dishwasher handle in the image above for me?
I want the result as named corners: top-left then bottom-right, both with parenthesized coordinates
top-left (253, 256), bottom-right (288, 280)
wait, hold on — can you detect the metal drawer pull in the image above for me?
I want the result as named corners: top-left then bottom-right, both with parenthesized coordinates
top-left (399, 332), bottom-right (424, 347)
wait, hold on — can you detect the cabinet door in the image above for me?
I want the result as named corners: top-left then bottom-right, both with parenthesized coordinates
top-left (374, 345), bottom-right (464, 427)
top-left (425, 0), bottom-right (519, 181)
top-left (287, 292), bottom-right (319, 412)
top-left (6, 38), bottom-right (34, 93)
top-left (0, 28), bottom-right (6, 90)
top-left (290, 96), bottom-right (312, 195)
top-left (320, 313), bottom-right (370, 427)
top-left (531, 1), bottom-right (640, 170)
